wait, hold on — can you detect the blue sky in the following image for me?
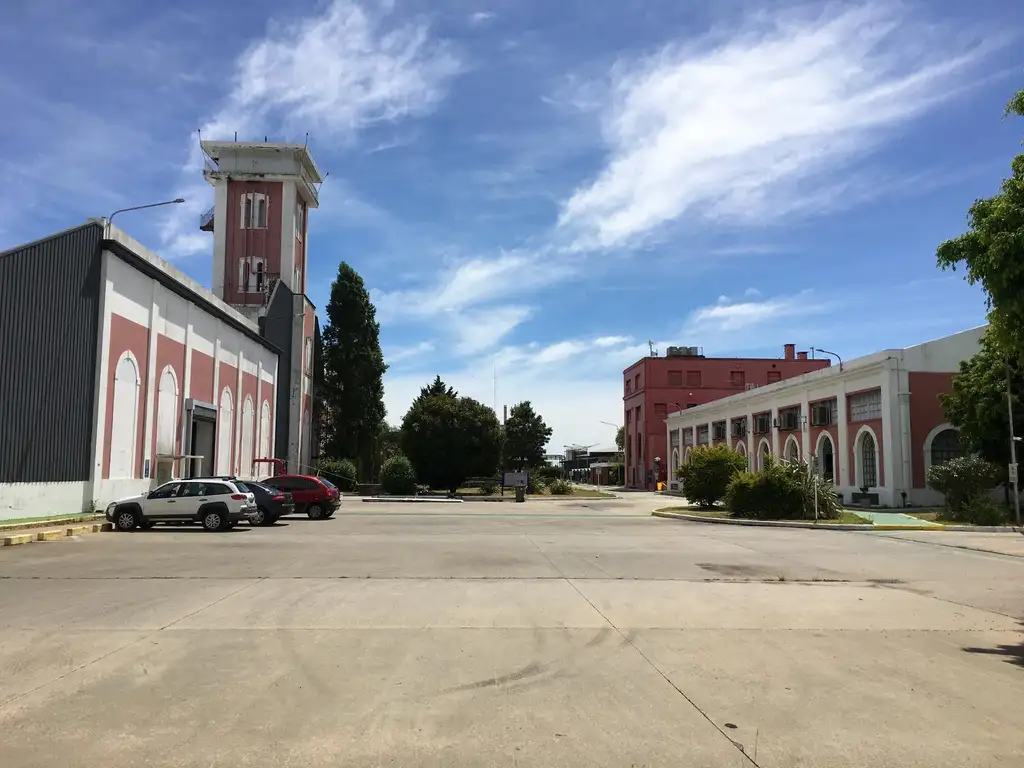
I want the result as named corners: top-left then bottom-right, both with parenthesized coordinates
top-left (1, 0), bottom-right (1022, 451)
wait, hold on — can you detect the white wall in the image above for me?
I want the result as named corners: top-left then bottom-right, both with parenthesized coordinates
top-left (0, 483), bottom-right (96, 521)
top-left (92, 239), bottom-right (280, 504)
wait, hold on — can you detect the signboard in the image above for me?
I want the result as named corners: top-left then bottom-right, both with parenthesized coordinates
top-left (503, 471), bottom-right (528, 488)
top-left (1010, 463), bottom-right (1018, 483)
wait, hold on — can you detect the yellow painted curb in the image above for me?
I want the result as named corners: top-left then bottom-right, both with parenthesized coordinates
top-left (65, 525), bottom-right (91, 537)
top-left (872, 524), bottom-right (946, 531)
top-left (2, 533), bottom-right (33, 546)
top-left (36, 530), bottom-right (65, 542)
top-left (92, 523), bottom-right (113, 533)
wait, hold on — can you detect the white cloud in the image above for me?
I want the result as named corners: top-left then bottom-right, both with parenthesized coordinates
top-left (468, 11), bottom-right (496, 26)
top-left (385, 340), bottom-right (435, 364)
top-left (161, 0), bottom-right (462, 256)
top-left (373, 248), bottom-right (574, 357)
top-left (678, 290), bottom-right (832, 352)
top-left (557, 3), bottom-right (994, 250)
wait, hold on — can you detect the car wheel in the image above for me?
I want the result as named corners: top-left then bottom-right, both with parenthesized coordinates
top-left (249, 507), bottom-right (267, 526)
top-left (307, 504), bottom-right (324, 520)
top-left (202, 510), bottom-right (224, 531)
top-left (115, 508), bottom-right (137, 531)
top-left (138, 519), bottom-right (154, 530)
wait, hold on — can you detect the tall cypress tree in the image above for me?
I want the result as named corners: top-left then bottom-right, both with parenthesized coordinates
top-left (321, 262), bottom-right (387, 479)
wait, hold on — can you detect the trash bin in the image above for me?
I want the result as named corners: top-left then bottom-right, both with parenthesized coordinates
top-left (515, 486), bottom-right (526, 503)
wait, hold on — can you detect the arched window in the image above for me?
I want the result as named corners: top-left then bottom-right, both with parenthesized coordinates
top-left (858, 430), bottom-right (878, 488)
top-left (816, 433), bottom-right (835, 482)
top-left (757, 439), bottom-right (771, 472)
top-left (930, 429), bottom-right (963, 467)
top-left (110, 354), bottom-right (140, 478)
top-left (785, 437), bottom-right (799, 464)
top-left (216, 389), bottom-right (234, 475)
top-left (240, 397), bottom-right (255, 478)
top-left (240, 192), bottom-right (269, 229)
top-left (259, 401), bottom-right (272, 461)
top-left (156, 367), bottom-right (179, 456)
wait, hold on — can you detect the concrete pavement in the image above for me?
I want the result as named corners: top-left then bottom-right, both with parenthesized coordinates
top-left (1, 493), bottom-right (1022, 767)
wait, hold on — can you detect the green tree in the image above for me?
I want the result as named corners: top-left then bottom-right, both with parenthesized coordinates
top-left (417, 375), bottom-right (457, 401)
top-left (939, 330), bottom-right (1024, 469)
top-left (677, 444), bottom-right (747, 508)
top-left (321, 263), bottom-right (387, 479)
top-left (400, 392), bottom-right (502, 493)
top-left (375, 423), bottom-right (402, 466)
top-left (380, 455), bottom-right (418, 495)
top-left (503, 401), bottom-right (552, 469)
top-left (936, 87), bottom-right (1024, 359)
top-left (615, 426), bottom-right (625, 453)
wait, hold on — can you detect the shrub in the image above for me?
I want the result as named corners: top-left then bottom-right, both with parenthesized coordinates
top-left (316, 458), bottom-right (358, 491)
top-left (677, 444), bottom-right (748, 508)
top-left (960, 497), bottom-right (1008, 526)
top-left (725, 457), bottom-right (842, 520)
top-left (534, 465), bottom-right (563, 483)
top-left (529, 474), bottom-right (548, 494)
top-left (548, 478), bottom-right (573, 495)
top-left (926, 456), bottom-right (999, 513)
top-left (479, 477), bottom-right (499, 495)
top-left (380, 455), bottom-right (418, 495)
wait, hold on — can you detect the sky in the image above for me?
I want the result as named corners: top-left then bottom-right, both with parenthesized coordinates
top-left (1, 0), bottom-right (1022, 453)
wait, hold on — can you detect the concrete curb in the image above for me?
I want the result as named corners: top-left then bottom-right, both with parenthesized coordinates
top-left (3, 522), bottom-right (111, 546)
top-left (361, 497), bottom-right (464, 504)
top-left (652, 510), bottom-right (877, 530)
top-left (0, 514), bottom-right (104, 534)
top-left (653, 509), bottom-right (1024, 533)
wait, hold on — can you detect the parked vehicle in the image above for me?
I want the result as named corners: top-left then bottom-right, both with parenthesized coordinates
top-left (260, 474), bottom-right (340, 519)
top-left (106, 478), bottom-right (256, 531)
top-left (239, 480), bottom-right (295, 526)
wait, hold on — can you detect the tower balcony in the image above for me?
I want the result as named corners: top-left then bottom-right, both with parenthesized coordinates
top-left (199, 206), bottom-right (215, 232)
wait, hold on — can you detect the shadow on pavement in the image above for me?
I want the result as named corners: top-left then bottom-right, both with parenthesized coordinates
top-left (963, 623), bottom-right (1024, 668)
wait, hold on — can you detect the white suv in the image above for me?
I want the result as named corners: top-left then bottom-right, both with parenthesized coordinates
top-left (106, 478), bottom-right (256, 532)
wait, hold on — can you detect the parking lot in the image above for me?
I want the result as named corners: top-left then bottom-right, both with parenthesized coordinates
top-left (2, 495), bottom-right (1023, 767)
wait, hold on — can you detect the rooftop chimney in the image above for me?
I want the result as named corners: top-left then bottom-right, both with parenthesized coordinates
top-left (797, 351), bottom-right (808, 360)
top-left (783, 343), bottom-right (796, 361)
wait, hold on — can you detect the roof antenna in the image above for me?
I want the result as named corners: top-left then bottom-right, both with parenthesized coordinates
top-left (304, 132), bottom-right (309, 148)
top-left (264, 135), bottom-right (268, 142)
top-left (648, 340), bottom-right (658, 357)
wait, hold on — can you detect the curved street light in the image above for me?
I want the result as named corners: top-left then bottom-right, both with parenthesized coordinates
top-left (107, 198), bottom-right (186, 228)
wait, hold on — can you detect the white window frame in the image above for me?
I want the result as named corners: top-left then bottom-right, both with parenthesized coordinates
top-left (240, 192), bottom-right (269, 229)
top-left (238, 257), bottom-right (266, 294)
top-left (295, 203), bottom-right (304, 241)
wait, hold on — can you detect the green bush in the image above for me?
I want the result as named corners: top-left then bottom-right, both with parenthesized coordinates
top-left (380, 455), bottom-right (418, 495)
top-left (534, 465), bottom-right (563, 483)
top-left (926, 456), bottom-right (999, 513)
top-left (960, 497), bottom-right (1008, 526)
top-left (676, 444), bottom-right (747, 508)
top-left (548, 479), bottom-right (573, 495)
top-left (529, 474), bottom-right (548, 494)
top-left (315, 458), bottom-right (357, 491)
top-left (479, 477), bottom-right (499, 495)
top-left (725, 457), bottom-right (841, 520)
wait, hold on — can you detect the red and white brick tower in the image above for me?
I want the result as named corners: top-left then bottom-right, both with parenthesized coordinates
top-left (200, 141), bottom-right (323, 472)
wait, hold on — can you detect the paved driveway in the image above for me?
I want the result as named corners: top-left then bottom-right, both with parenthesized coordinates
top-left (1, 495), bottom-right (1022, 767)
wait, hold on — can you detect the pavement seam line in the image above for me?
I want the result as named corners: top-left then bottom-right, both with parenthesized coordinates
top-left (0, 576), bottom-right (268, 712)
top-left (522, 534), bottom-right (760, 767)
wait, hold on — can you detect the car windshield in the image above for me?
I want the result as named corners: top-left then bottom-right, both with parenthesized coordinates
top-left (319, 477), bottom-right (337, 490)
top-left (233, 482), bottom-right (252, 493)
top-left (244, 481), bottom-right (274, 493)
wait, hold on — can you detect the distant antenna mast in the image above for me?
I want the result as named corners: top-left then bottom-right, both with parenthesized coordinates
top-left (493, 360), bottom-right (497, 414)
top-left (648, 340), bottom-right (658, 357)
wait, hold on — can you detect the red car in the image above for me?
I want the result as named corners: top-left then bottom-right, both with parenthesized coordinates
top-left (260, 475), bottom-right (340, 519)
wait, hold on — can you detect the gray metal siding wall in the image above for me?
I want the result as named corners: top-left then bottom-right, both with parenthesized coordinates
top-left (0, 224), bottom-right (103, 482)
top-left (259, 284), bottom-right (295, 462)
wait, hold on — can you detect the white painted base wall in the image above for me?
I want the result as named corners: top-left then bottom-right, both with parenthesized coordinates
top-left (0, 480), bottom-right (154, 521)
top-left (0, 482), bottom-right (93, 521)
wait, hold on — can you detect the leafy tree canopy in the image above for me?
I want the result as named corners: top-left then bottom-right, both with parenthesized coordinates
top-left (936, 88), bottom-right (1024, 358)
top-left (940, 330), bottom-right (1024, 472)
top-left (615, 426), bottom-right (625, 453)
top-left (400, 391), bottom-right (502, 493)
top-left (503, 400), bottom-right (553, 469)
top-left (417, 375), bottom-right (457, 402)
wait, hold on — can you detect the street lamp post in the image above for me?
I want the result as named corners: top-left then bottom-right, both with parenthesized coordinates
top-left (1006, 363), bottom-right (1021, 526)
top-left (106, 198), bottom-right (186, 230)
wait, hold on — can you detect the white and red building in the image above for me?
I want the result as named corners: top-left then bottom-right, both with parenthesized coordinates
top-left (665, 327), bottom-right (983, 508)
top-left (0, 141), bottom-right (323, 520)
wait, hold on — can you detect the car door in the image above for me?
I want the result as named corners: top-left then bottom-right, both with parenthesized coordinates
top-left (145, 482), bottom-right (182, 520)
top-left (176, 481), bottom-right (211, 518)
